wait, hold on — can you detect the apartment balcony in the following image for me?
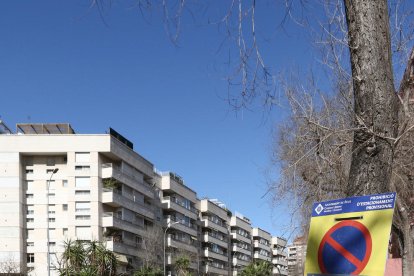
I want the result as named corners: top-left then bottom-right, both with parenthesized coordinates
top-left (203, 233), bottom-right (228, 248)
top-left (271, 237), bottom-right (287, 248)
top-left (273, 267), bottom-right (288, 275)
top-left (162, 196), bottom-right (198, 220)
top-left (165, 216), bottom-right (198, 237)
top-left (105, 236), bottom-right (144, 257)
top-left (167, 235), bottom-right (198, 254)
top-left (232, 244), bottom-right (251, 256)
top-left (272, 258), bottom-right (288, 267)
top-left (253, 252), bottom-right (271, 262)
top-left (201, 218), bottom-right (228, 234)
top-left (101, 212), bottom-right (147, 237)
top-left (202, 264), bottom-right (229, 275)
top-left (272, 249), bottom-right (287, 257)
top-left (102, 188), bottom-right (154, 219)
top-left (231, 232), bottom-right (251, 244)
top-left (232, 257), bottom-right (250, 268)
top-left (203, 248), bottom-right (228, 262)
top-left (254, 240), bottom-right (271, 251)
top-left (166, 253), bottom-right (198, 270)
top-left (101, 163), bottom-right (154, 199)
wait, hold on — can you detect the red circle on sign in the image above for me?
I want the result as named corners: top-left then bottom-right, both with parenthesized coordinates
top-left (318, 220), bottom-right (372, 274)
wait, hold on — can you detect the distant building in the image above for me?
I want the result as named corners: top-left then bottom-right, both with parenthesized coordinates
top-left (271, 236), bottom-right (288, 275)
top-left (252, 228), bottom-right (272, 263)
top-left (198, 199), bottom-right (231, 276)
top-left (287, 236), bottom-right (307, 276)
top-left (158, 172), bottom-right (199, 275)
top-left (230, 213), bottom-right (253, 275)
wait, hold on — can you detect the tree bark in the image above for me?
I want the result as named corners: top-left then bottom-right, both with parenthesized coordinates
top-left (344, 2), bottom-right (413, 275)
top-left (344, 0), bottom-right (398, 196)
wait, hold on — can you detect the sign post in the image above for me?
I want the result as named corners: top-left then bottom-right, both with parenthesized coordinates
top-left (304, 192), bottom-right (396, 275)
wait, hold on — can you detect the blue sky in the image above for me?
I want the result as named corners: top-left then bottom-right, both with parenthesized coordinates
top-left (0, 1), bottom-right (317, 238)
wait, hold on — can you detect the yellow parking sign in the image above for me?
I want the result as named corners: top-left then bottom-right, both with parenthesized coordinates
top-left (304, 192), bottom-right (396, 275)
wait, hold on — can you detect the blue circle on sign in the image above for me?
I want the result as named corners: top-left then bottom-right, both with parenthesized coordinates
top-left (318, 220), bottom-right (372, 274)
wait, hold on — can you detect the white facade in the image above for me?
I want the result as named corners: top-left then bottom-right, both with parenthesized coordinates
top-left (230, 214), bottom-right (252, 275)
top-left (0, 122), bottom-right (289, 276)
top-left (158, 172), bottom-right (200, 275)
top-left (0, 127), bottom-right (159, 275)
top-left (252, 228), bottom-right (272, 262)
top-left (198, 199), bottom-right (231, 276)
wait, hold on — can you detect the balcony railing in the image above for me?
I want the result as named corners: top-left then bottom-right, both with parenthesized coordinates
top-left (204, 247), bottom-right (227, 257)
top-left (168, 234), bottom-right (198, 247)
top-left (102, 188), bottom-right (154, 213)
top-left (102, 163), bottom-right (154, 196)
top-left (202, 216), bottom-right (227, 228)
top-left (206, 232), bottom-right (228, 243)
top-left (163, 196), bottom-right (198, 215)
top-left (104, 235), bottom-right (143, 249)
top-left (208, 261), bottom-right (228, 270)
top-left (103, 211), bottom-right (147, 230)
top-left (165, 215), bottom-right (197, 231)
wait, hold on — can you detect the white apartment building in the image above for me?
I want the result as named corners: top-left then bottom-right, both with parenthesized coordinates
top-left (0, 123), bottom-right (160, 275)
top-left (198, 199), bottom-right (231, 275)
top-left (0, 121), bottom-right (289, 276)
top-left (230, 213), bottom-right (252, 275)
top-left (271, 237), bottom-right (288, 275)
top-left (158, 172), bottom-right (200, 275)
top-left (252, 227), bottom-right (272, 263)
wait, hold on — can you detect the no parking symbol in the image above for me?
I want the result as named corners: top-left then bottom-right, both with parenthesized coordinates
top-left (318, 220), bottom-right (372, 274)
top-left (304, 192), bottom-right (396, 276)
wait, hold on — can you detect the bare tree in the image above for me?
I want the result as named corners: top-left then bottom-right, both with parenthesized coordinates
top-left (141, 223), bottom-right (164, 269)
top-left (273, 48), bottom-right (414, 275)
top-left (0, 257), bottom-right (24, 276)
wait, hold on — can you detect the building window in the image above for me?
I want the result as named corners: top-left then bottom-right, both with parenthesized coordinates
top-left (75, 202), bottom-right (90, 213)
top-left (27, 205), bottom-right (34, 215)
top-left (48, 228), bottom-right (56, 239)
top-left (48, 180), bottom-right (56, 190)
top-left (75, 165), bottom-right (90, 172)
top-left (48, 205), bottom-right (56, 214)
top-left (27, 253), bottom-right (35, 263)
top-left (76, 226), bottom-right (91, 240)
top-left (63, 228), bottom-right (68, 236)
top-left (27, 242), bottom-right (34, 247)
top-left (48, 193), bottom-right (55, 199)
top-left (26, 218), bottom-right (34, 223)
top-left (26, 229), bottom-right (34, 239)
top-left (26, 194), bottom-right (34, 199)
top-left (62, 204), bottom-right (68, 211)
top-left (75, 215), bottom-right (91, 220)
top-left (25, 169), bottom-right (33, 174)
top-left (75, 177), bottom-right (90, 189)
top-left (46, 169), bottom-right (55, 174)
top-left (48, 218), bottom-right (55, 223)
top-left (25, 157), bottom-right (34, 166)
top-left (75, 152), bottom-right (90, 163)
top-left (46, 158), bottom-right (55, 166)
top-left (75, 190), bottom-right (90, 196)
top-left (62, 180), bottom-right (68, 187)
top-left (26, 180), bottom-right (34, 190)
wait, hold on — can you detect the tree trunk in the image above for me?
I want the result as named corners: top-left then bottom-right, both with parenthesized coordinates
top-left (343, 1), bottom-right (412, 274)
top-left (344, 0), bottom-right (398, 196)
top-left (401, 208), bottom-right (414, 276)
